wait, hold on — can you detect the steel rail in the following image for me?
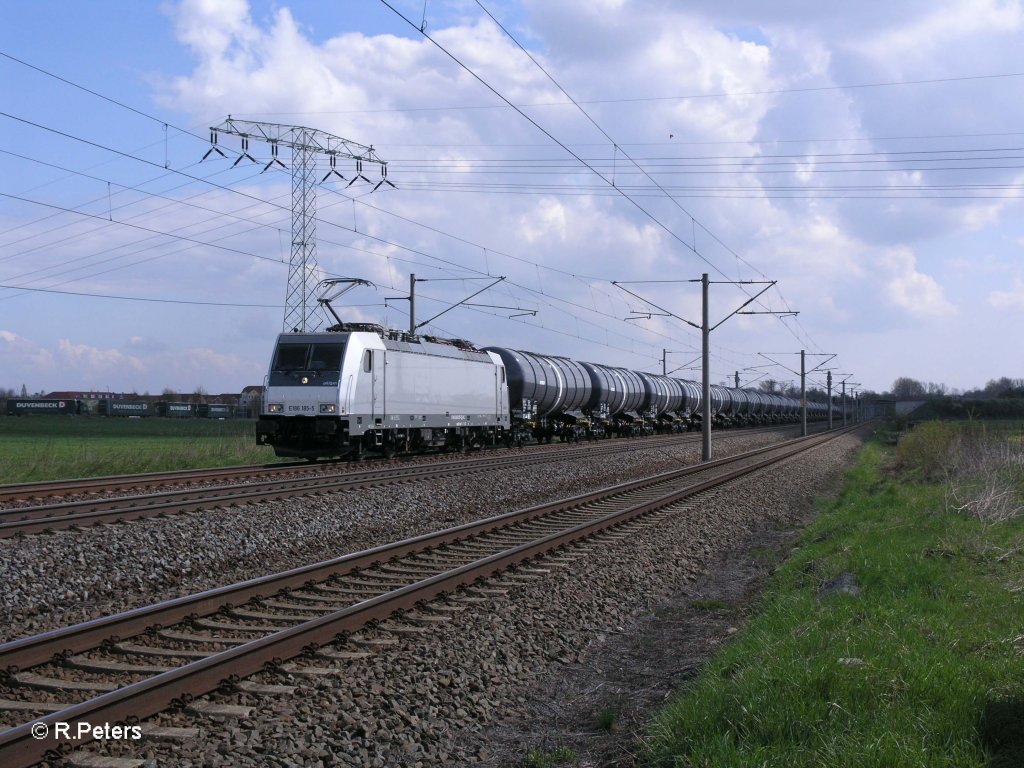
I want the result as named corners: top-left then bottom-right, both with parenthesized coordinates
top-left (0, 429), bottom-right (843, 672)
top-left (0, 424), bottom-right (799, 503)
top-left (0, 424), bottom-right (858, 767)
top-left (0, 427), bottom-right (799, 537)
top-left (0, 460), bottom-right (326, 502)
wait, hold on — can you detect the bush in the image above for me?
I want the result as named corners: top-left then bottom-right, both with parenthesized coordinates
top-left (894, 421), bottom-right (956, 481)
top-left (943, 426), bottom-right (1024, 522)
top-left (896, 422), bottom-right (1024, 521)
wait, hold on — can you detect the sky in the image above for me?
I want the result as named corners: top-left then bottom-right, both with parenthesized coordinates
top-left (2, 0), bottom-right (1023, 397)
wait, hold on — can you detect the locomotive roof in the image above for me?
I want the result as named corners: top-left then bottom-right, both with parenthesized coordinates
top-left (383, 337), bottom-right (493, 363)
top-left (273, 331), bottom-right (493, 363)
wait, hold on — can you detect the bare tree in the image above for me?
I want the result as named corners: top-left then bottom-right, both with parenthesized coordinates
top-left (891, 377), bottom-right (926, 398)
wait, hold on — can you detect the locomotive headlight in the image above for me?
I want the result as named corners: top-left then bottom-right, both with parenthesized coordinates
top-left (320, 403), bottom-right (337, 414)
top-left (268, 403), bottom-right (284, 413)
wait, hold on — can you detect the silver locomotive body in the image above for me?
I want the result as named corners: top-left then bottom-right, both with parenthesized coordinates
top-left (257, 328), bottom-right (508, 458)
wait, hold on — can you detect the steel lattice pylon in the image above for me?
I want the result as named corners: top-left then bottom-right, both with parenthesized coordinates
top-left (287, 138), bottom-right (320, 332)
top-left (208, 119), bottom-right (389, 332)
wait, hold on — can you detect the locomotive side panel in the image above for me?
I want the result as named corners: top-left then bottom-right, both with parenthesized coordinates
top-left (381, 344), bottom-right (507, 429)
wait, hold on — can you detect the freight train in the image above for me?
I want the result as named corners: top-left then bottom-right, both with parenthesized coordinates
top-left (255, 323), bottom-right (841, 459)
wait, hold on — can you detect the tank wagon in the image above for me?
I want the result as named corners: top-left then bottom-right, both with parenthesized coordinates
top-left (256, 324), bottom-right (842, 459)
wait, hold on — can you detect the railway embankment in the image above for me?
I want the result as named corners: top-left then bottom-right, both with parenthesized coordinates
top-left (510, 422), bottom-right (1024, 768)
top-left (2, 427), bottom-right (860, 766)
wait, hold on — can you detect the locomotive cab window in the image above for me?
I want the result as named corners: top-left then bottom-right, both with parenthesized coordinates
top-left (309, 343), bottom-right (345, 371)
top-left (272, 343), bottom-right (310, 372)
top-left (363, 350), bottom-right (373, 372)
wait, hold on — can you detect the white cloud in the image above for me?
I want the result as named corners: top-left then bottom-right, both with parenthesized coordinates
top-left (876, 246), bottom-right (956, 317)
top-left (988, 276), bottom-right (1024, 309)
top-left (0, 329), bottom-right (263, 393)
top-left (56, 339), bottom-right (147, 374)
top-left (8, 1), bottom-right (1024, 395)
top-left (854, 0), bottom-right (1023, 66)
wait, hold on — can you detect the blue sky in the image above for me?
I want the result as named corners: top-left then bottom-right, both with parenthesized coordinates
top-left (2, 0), bottom-right (1023, 396)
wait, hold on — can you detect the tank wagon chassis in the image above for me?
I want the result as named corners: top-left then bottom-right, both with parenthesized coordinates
top-left (256, 324), bottom-right (840, 460)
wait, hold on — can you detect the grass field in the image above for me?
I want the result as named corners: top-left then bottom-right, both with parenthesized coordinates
top-left (0, 416), bottom-right (279, 483)
top-left (643, 432), bottom-right (1024, 767)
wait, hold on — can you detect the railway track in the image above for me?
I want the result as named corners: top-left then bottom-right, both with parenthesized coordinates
top-left (0, 426), bottom-right (804, 538)
top-left (0, 424), bottom-right (805, 505)
top-left (0, 460), bottom-right (321, 504)
top-left (0, 425), bottom-right (856, 767)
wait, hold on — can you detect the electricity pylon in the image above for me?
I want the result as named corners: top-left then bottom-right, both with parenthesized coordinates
top-left (207, 118), bottom-right (391, 332)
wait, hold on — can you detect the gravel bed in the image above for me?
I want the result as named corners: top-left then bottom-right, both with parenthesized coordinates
top-left (0, 443), bottom-right (552, 510)
top-left (1, 431), bottom-right (792, 643)
top-left (0, 433), bottom-right (709, 511)
top-left (62, 429), bottom-right (865, 767)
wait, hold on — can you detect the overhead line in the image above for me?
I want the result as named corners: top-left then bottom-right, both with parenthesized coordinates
top-left (0, 283), bottom-right (283, 307)
top-left (378, 1), bottom-right (757, 290)
top-left (0, 192), bottom-right (283, 264)
top-left (0, 50), bottom-right (765, 366)
top-left (469, 0), bottom-right (810, 348)
top-left (226, 69), bottom-right (1024, 114)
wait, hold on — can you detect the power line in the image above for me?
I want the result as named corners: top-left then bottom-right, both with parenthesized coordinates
top-left (0, 51), bottom-right (786, 369)
top-left (0, 282), bottom-right (282, 307)
top-left (379, 1), bottom-right (763, 289)
top-left (0, 191), bottom-right (283, 264)
top-left (226, 69), bottom-right (1024, 115)
top-left (466, 0), bottom-right (812, 348)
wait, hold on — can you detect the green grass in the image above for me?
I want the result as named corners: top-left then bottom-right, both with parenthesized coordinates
top-left (0, 416), bottom-right (280, 482)
top-left (523, 746), bottom-right (577, 767)
top-left (643, 440), bottom-right (1024, 768)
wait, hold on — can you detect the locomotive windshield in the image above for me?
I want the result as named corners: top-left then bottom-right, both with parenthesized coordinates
top-left (273, 343), bottom-right (310, 372)
top-left (310, 343), bottom-right (345, 371)
top-left (271, 342), bottom-right (346, 373)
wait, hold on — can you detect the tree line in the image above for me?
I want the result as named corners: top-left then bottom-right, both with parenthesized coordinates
top-left (885, 376), bottom-right (1024, 400)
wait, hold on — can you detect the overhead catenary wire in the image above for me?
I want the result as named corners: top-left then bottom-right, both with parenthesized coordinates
top-left (226, 69), bottom-right (1024, 115)
top-left (0, 49), bottom-right (821, 376)
top-left (468, 1), bottom-right (818, 356)
top-left (0, 113), bottom-right (793, 374)
top-left (0, 282), bottom-right (284, 308)
top-left (0, 126), bottom-right (705, 367)
top-left (12, 34), bottom-right (1011, 381)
